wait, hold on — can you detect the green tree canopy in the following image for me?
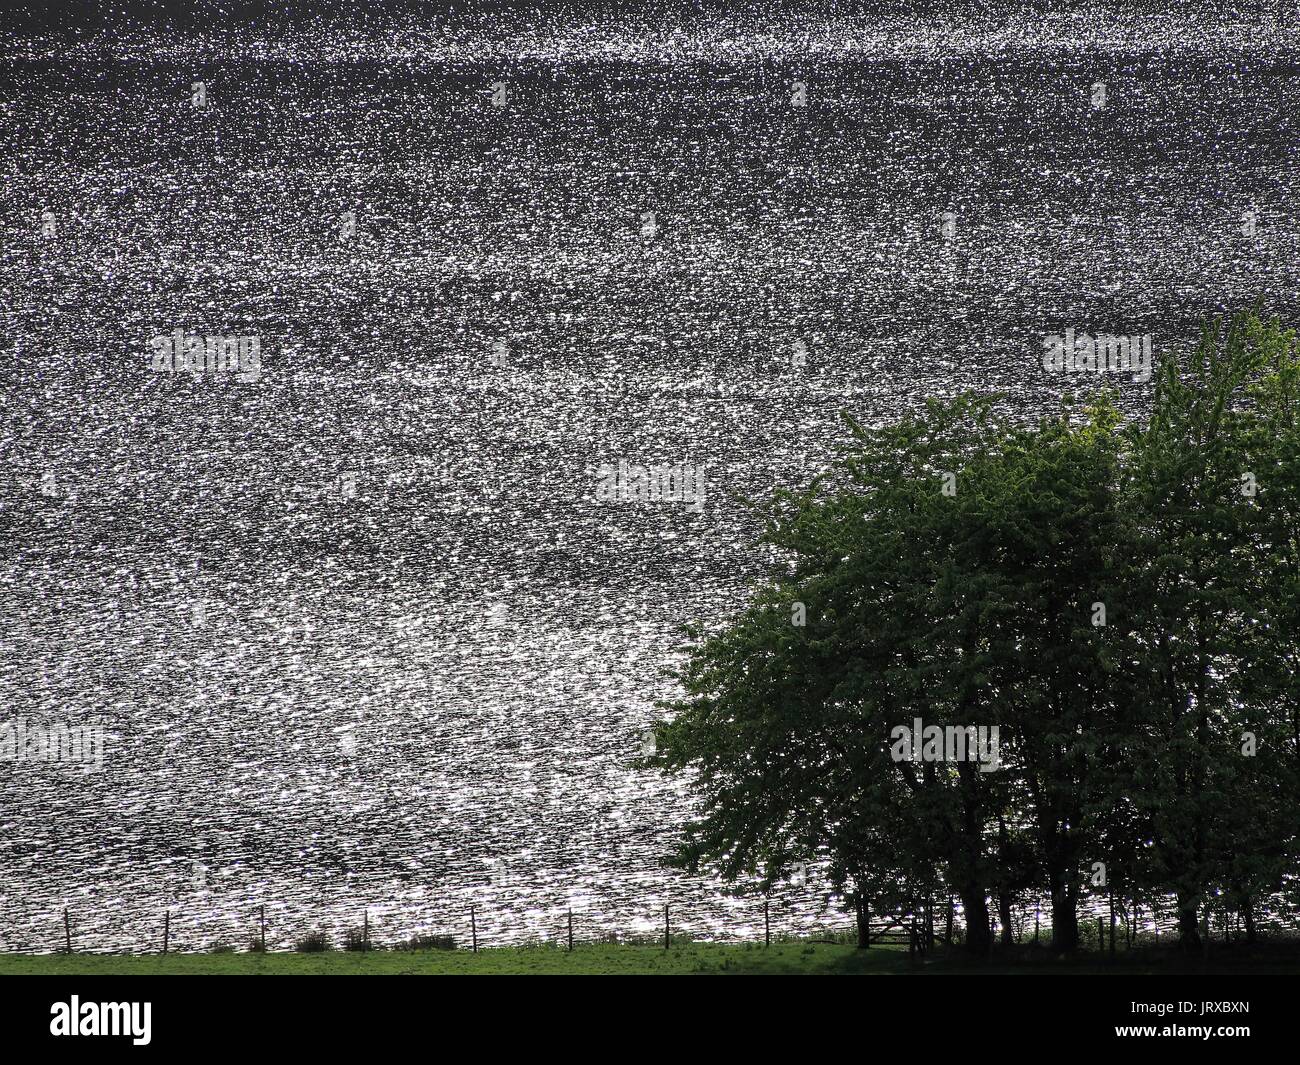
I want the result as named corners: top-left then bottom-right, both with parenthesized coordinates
top-left (653, 308), bottom-right (1300, 955)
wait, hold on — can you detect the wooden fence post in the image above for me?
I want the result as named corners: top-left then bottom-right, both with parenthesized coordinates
top-left (260, 905), bottom-right (266, 951)
top-left (664, 904), bottom-right (670, 951)
top-left (63, 908), bottom-right (72, 954)
top-left (567, 908), bottom-right (573, 952)
top-left (764, 899), bottom-right (770, 947)
top-left (163, 910), bottom-right (170, 955)
top-left (471, 905), bottom-right (478, 953)
top-left (363, 909), bottom-right (369, 952)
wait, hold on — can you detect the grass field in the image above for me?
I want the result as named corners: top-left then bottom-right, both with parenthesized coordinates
top-left (5, 940), bottom-right (1300, 975)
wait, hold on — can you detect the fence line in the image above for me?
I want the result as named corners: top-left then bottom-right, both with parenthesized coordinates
top-left (22, 895), bottom-right (1296, 956)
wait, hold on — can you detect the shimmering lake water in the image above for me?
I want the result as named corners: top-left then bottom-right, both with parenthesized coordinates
top-left (2, 4), bottom-right (1298, 950)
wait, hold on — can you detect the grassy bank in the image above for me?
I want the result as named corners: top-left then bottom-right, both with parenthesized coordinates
top-left (5, 940), bottom-right (1300, 975)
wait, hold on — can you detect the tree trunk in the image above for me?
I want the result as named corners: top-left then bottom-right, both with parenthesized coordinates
top-left (960, 887), bottom-right (992, 957)
top-left (1242, 894), bottom-right (1257, 944)
top-left (996, 815), bottom-right (1015, 946)
top-left (1034, 790), bottom-right (1081, 954)
top-left (1108, 892), bottom-right (1116, 957)
top-left (954, 758), bottom-right (991, 957)
top-left (1048, 864), bottom-right (1079, 952)
top-left (855, 893), bottom-right (870, 949)
top-left (1177, 890), bottom-right (1202, 951)
top-left (999, 890), bottom-right (1014, 946)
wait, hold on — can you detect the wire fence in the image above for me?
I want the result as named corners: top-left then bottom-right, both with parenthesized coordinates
top-left (12, 891), bottom-right (1299, 955)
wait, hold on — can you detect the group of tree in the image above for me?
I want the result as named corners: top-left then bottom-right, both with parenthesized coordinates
top-left (652, 308), bottom-right (1300, 955)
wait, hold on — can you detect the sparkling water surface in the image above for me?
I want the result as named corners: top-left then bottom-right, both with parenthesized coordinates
top-left (2, 5), bottom-right (1299, 950)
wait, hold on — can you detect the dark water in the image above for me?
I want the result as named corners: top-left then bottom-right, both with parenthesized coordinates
top-left (2, 5), bottom-right (1298, 950)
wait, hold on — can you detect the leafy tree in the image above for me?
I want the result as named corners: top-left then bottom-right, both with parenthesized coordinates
top-left (1115, 310), bottom-right (1300, 947)
top-left (656, 397), bottom-right (1121, 955)
top-left (654, 309), bottom-right (1300, 955)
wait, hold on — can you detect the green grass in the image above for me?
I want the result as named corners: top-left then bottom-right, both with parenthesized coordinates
top-left (2, 941), bottom-right (898, 976)
top-left (5, 940), bottom-right (1300, 975)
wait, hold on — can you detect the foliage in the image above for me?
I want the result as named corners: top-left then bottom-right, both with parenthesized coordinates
top-left (653, 308), bottom-right (1300, 954)
top-left (294, 932), bottom-right (331, 953)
